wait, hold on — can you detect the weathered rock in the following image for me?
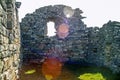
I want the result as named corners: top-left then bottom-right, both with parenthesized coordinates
top-left (0, 60), bottom-right (3, 73)
top-left (20, 5), bottom-right (120, 73)
top-left (20, 5), bottom-right (87, 63)
top-left (15, 2), bottom-right (21, 8)
top-left (0, 0), bottom-right (21, 79)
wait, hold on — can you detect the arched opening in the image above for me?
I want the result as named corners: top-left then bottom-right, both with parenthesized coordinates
top-left (47, 21), bottom-right (56, 37)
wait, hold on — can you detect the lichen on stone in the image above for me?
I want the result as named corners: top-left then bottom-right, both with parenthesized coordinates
top-left (78, 73), bottom-right (106, 80)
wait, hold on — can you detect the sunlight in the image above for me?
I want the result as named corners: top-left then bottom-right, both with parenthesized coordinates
top-left (47, 21), bottom-right (56, 37)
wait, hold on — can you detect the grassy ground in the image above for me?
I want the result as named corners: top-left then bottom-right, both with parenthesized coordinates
top-left (64, 63), bottom-right (120, 80)
top-left (19, 63), bottom-right (120, 80)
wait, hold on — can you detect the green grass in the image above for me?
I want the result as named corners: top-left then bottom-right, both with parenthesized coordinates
top-left (64, 64), bottom-right (120, 80)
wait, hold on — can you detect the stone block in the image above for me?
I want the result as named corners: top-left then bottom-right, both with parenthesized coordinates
top-left (0, 15), bottom-right (2, 23)
top-left (9, 44), bottom-right (14, 51)
top-left (7, 20), bottom-right (13, 30)
top-left (0, 35), bottom-right (3, 44)
top-left (13, 44), bottom-right (20, 51)
top-left (0, 24), bottom-right (3, 34)
top-left (3, 44), bottom-right (7, 51)
top-left (14, 31), bottom-right (19, 39)
top-left (1, 73), bottom-right (7, 80)
top-left (0, 60), bottom-right (3, 73)
top-left (8, 69), bottom-right (16, 80)
top-left (0, 0), bottom-right (7, 11)
top-left (1, 51), bottom-right (5, 59)
top-left (0, 28), bottom-right (1, 35)
top-left (14, 54), bottom-right (19, 61)
top-left (15, 2), bottom-right (21, 8)
top-left (0, 53), bottom-right (1, 59)
top-left (3, 58), bottom-right (10, 71)
top-left (2, 36), bottom-right (5, 44)
top-left (10, 33), bottom-right (14, 39)
top-left (6, 0), bottom-right (13, 4)
top-left (0, 45), bottom-right (4, 52)
top-left (0, 11), bottom-right (7, 27)
top-left (3, 71), bottom-right (10, 80)
top-left (7, 3), bottom-right (13, 10)
top-left (0, 5), bottom-right (3, 17)
top-left (4, 37), bottom-right (9, 44)
top-left (12, 60), bottom-right (19, 68)
top-left (7, 50), bottom-right (13, 57)
top-left (0, 75), bottom-right (1, 80)
top-left (2, 27), bottom-right (5, 36)
top-left (5, 51), bottom-right (10, 57)
top-left (14, 38), bottom-right (20, 44)
top-left (6, 29), bottom-right (9, 37)
top-left (7, 11), bottom-right (14, 29)
top-left (9, 56), bottom-right (13, 66)
top-left (3, 15), bottom-right (7, 27)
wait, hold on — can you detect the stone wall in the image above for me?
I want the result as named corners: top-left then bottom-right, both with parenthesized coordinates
top-left (0, 0), bottom-right (21, 80)
top-left (98, 21), bottom-right (120, 73)
top-left (20, 5), bottom-right (88, 63)
top-left (20, 5), bottom-right (120, 73)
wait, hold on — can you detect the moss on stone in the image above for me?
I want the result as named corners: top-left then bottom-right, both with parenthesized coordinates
top-left (78, 73), bottom-right (106, 80)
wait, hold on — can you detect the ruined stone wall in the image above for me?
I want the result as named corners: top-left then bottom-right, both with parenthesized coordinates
top-left (20, 5), bottom-right (88, 62)
top-left (20, 5), bottom-right (120, 73)
top-left (0, 0), bottom-right (21, 80)
top-left (98, 21), bottom-right (120, 73)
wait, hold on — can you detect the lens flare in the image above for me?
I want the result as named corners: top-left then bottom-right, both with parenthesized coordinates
top-left (58, 24), bottom-right (69, 33)
top-left (63, 6), bottom-right (74, 18)
top-left (42, 58), bottom-right (62, 80)
top-left (57, 23), bottom-right (69, 39)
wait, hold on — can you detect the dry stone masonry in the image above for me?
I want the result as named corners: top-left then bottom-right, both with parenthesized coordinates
top-left (20, 5), bottom-right (120, 73)
top-left (0, 0), bottom-right (21, 80)
top-left (0, 1), bottom-right (119, 80)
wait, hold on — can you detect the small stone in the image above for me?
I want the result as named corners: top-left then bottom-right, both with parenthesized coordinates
top-left (0, 60), bottom-right (4, 73)
top-left (15, 2), bottom-right (21, 8)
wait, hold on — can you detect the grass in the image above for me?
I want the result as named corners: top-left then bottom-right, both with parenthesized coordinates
top-left (64, 63), bottom-right (120, 80)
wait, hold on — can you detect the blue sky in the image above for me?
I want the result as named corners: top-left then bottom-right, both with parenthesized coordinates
top-left (17, 0), bottom-right (120, 27)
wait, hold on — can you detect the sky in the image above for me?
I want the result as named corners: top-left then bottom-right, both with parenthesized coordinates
top-left (16, 0), bottom-right (120, 27)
